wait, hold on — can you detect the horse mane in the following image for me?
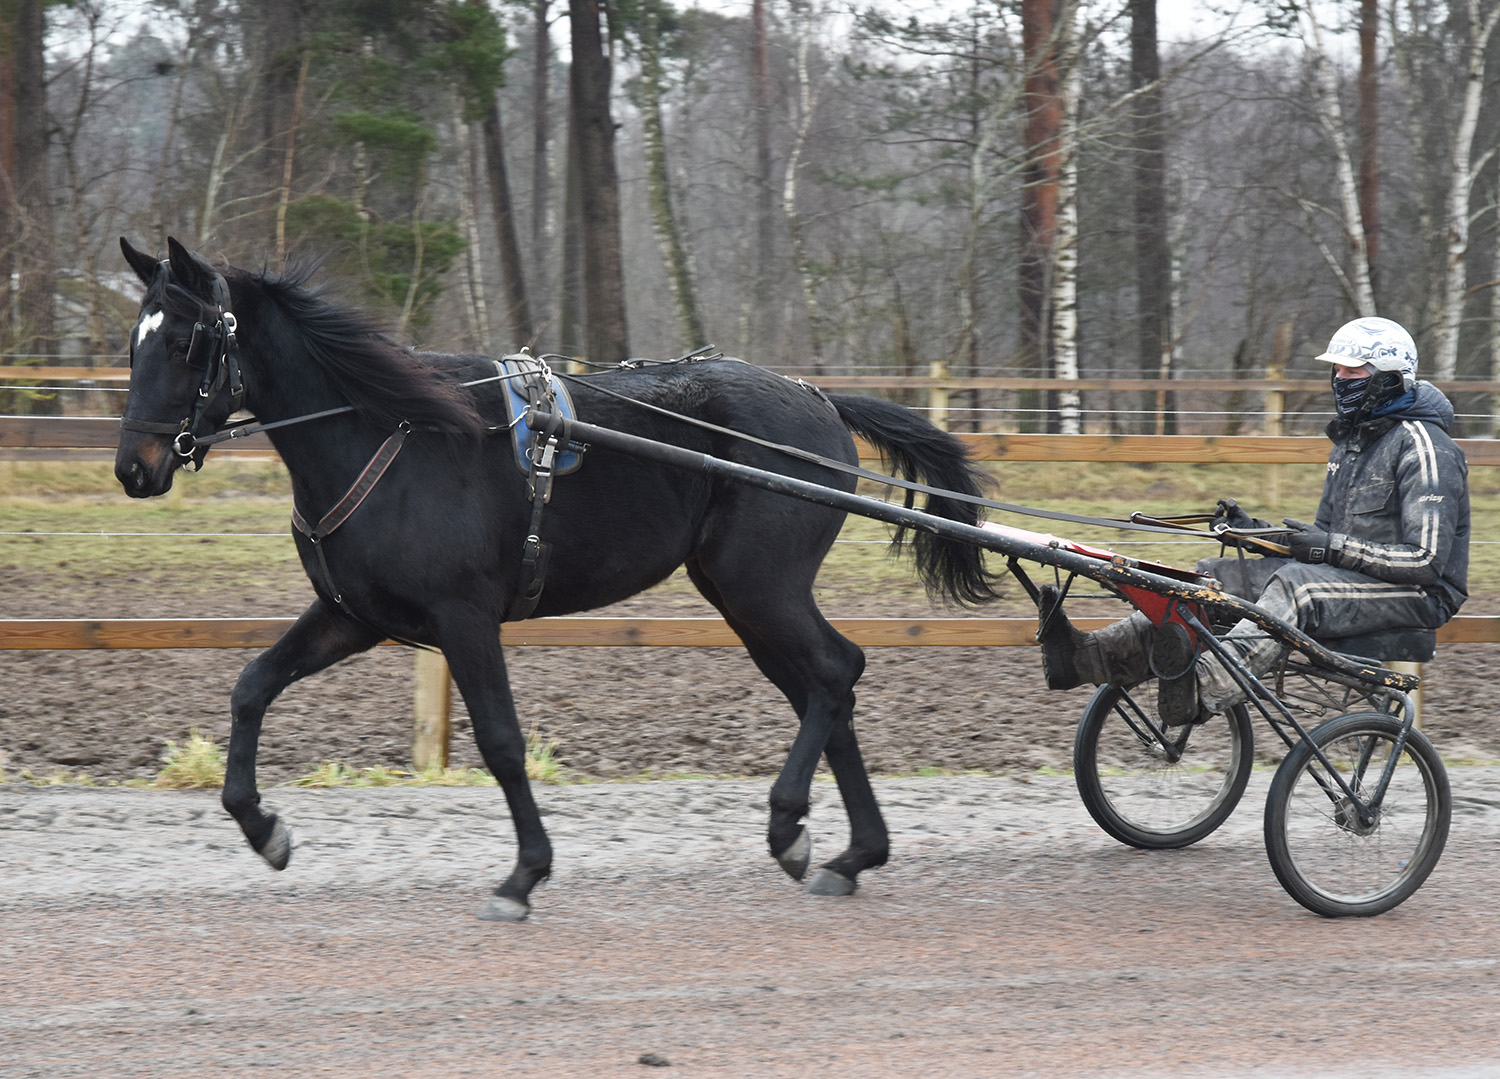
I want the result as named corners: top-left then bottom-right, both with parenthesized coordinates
top-left (238, 262), bottom-right (485, 439)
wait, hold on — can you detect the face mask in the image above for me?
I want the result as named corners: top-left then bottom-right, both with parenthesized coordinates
top-left (1333, 375), bottom-right (1373, 418)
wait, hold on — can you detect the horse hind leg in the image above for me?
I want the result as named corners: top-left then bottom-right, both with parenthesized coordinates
top-left (690, 567), bottom-right (887, 894)
top-left (224, 600), bottom-right (382, 869)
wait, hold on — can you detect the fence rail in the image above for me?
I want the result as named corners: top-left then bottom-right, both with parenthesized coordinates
top-left (4, 615), bottom-right (1497, 651)
top-left (7, 415), bottom-right (1500, 466)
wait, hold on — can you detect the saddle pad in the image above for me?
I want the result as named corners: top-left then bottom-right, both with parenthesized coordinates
top-left (499, 358), bottom-right (583, 475)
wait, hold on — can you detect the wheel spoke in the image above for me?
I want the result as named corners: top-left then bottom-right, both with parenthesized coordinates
top-left (1075, 680), bottom-right (1253, 850)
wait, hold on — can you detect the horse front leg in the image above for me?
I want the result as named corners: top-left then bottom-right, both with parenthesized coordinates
top-left (431, 605), bottom-right (552, 922)
top-left (224, 599), bottom-right (381, 869)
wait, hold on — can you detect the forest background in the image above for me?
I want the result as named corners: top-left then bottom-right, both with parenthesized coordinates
top-left (1, 0), bottom-right (1498, 436)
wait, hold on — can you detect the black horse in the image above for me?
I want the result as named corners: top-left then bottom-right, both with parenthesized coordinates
top-left (115, 237), bottom-right (999, 921)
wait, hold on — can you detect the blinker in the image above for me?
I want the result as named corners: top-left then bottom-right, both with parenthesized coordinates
top-left (186, 321), bottom-right (213, 369)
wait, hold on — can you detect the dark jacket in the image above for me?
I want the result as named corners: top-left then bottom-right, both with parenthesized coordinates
top-left (1317, 380), bottom-right (1469, 618)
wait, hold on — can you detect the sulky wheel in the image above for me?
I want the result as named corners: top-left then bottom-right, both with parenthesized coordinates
top-left (1264, 711), bottom-right (1450, 917)
top-left (1074, 679), bottom-right (1254, 850)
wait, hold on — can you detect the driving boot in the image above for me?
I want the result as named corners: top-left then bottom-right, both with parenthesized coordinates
top-left (1152, 622), bottom-right (1207, 725)
top-left (1036, 586), bottom-right (1153, 690)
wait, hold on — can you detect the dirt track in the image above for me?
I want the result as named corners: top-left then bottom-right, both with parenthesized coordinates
top-left (5, 770), bottom-right (1500, 1078)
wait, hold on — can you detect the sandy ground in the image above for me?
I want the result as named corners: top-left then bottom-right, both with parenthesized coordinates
top-left (4, 770), bottom-right (1500, 1078)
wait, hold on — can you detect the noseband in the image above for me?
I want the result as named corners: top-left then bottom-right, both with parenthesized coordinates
top-left (120, 265), bottom-right (245, 471)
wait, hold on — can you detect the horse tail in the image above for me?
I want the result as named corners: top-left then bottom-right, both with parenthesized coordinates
top-left (827, 393), bottom-right (1003, 608)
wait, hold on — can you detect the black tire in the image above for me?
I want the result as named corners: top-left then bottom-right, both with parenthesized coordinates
top-left (1264, 711), bottom-right (1450, 918)
top-left (1074, 680), bottom-right (1255, 850)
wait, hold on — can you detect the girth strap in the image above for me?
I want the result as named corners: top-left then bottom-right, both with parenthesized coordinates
top-left (505, 410), bottom-right (564, 622)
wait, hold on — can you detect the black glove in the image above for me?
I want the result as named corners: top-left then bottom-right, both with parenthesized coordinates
top-left (1211, 498), bottom-right (1271, 533)
top-left (1287, 529), bottom-right (1343, 565)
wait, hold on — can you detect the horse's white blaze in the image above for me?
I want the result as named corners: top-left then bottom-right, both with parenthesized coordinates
top-left (136, 309), bottom-right (164, 347)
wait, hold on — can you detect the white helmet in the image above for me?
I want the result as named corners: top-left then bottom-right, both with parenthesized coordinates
top-left (1314, 316), bottom-right (1418, 393)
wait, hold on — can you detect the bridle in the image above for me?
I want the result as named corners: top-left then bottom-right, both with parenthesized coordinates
top-left (120, 263), bottom-right (245, 471)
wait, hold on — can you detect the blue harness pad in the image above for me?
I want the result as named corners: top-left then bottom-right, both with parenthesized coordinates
top-left (500, 358), bottom-right (583, 475)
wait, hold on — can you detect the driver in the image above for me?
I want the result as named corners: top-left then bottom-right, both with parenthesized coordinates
top-left (1036, 316), bottom-right (1470, 723)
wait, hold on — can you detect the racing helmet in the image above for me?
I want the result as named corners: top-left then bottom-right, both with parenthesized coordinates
top-left (1313, 316), bottom-right (1418, 393)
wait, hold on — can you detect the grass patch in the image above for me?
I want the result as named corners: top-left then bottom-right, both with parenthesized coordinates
top-left (155, 729), bottom-right (228, 789)
top-left (16, 768), bottom-right (100, 786)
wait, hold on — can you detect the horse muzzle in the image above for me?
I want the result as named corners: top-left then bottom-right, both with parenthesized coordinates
top-left (115, 431), bottom-right (178, 498)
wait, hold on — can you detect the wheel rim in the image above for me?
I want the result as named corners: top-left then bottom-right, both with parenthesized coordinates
top-left (1278, 725), bottom-right (1441, 906)
top-left (1090, 693), bottom-right (1247, 836)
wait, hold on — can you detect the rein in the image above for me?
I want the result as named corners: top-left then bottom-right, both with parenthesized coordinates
top-left (553, 366), bottom-right (1206, 538)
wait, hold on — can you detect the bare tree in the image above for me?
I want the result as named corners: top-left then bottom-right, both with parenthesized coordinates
top-left (638, 1), bottom-right (705, 349)
top-left (781, 0), bottom-right (827, 369)
top-left (530, 0), bottom-right (553, 311)
top-left (750, 0), bottom-right (774, 344)
top-left (1425, 0), bottom-right (1500, 380)
top-left (1132, 0), bottom-right (1173, 433)
top-left (1, 0), bottom-right (56, 391)
top-left (1358, 0), bottom-right (1380, 303)
top-left (568, 0), bottom-right (629, 362)
top-left (1295, 2), bottom-right (1375, 315)
top-left (1052, 3), bottom-right (1082, 434)
top-left (1020, 0), bottom-right (1063, 430)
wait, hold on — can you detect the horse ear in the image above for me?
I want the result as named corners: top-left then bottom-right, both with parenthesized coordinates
top-left (166, 236), bottom-right (215, 298)
top-left (120, 238), bottom-right (160, 287)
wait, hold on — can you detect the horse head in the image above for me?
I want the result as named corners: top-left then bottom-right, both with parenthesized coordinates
top-left (116, 237), bottom-right (245, 497)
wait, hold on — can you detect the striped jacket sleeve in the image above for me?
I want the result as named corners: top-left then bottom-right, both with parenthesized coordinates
top-left (1330, 420), bottom-right (1464, 586)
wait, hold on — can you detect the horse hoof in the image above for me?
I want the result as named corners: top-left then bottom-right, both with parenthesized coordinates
top-left (476, 895), bottom-right (531, 922)
top-left (775, 827), bottom-right (812, 881)
top-left (257, 819), bottom-right (293, 871)
top-left (806, 867), bottom-right (857, 897)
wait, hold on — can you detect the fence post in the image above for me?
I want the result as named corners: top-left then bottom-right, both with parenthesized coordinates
top-left (928, 360), bottom-right (949, 430)
top-left (1264, 321), bottom-right (1293, 510)
top-left (412, 650), bottom-right (452, 771)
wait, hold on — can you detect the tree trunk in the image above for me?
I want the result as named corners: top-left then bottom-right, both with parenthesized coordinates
top-left (951, 13), bottom-right (1003, 433)
top-left (274, 51), bottom-right (311, 268)
top-left (0, 2), bottom-right (14, 344)
top-left (261, 0), bottom-right (306, 252)
top-left (531, 0), bottom-right (551, 311)
top-left (8, 0), bottom-right (55, 385)
top-left (1020, 0), bottom-right (1062, 432)
top-left (750, 0), bottom-right (775, 351)
top-left (1131, 0), bottom-right (1173, 434)
top-left (558, 82), bottom-right (585, 355)
top-left (482, 95), bottom-right (535, 346)
top-left (461, 118), bottom-right (493, 353)
top-left (1491, 169), bottom-right (1500, 437)
top-left (57, 4), bottom-right (106, 357)
top-left (1431, 0), bottom-right (1500, 381)
top-left (1298, 5), bottom-right (1375, 316)
top-left (782, 6), bottom-right (825, 371)
top-left (639, 3), bottom-right (706, 350)
top-left (1052, 9), bottom-right (1082, 436)
top-left (568, 0), bottom-right (629, 363)
top-left (1358, 0), bottom-right (1380, 305)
